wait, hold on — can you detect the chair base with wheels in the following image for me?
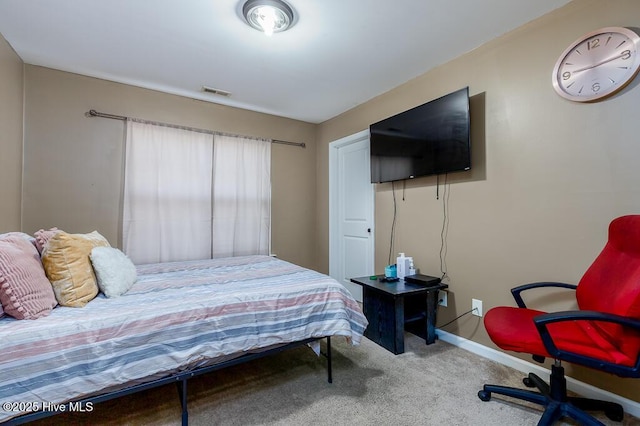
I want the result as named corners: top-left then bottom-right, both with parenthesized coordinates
top-left (478, 362), bottom-right (623, 426)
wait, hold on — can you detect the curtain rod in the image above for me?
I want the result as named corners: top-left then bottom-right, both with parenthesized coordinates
top-left (85, 109), bottom-right (306, 148)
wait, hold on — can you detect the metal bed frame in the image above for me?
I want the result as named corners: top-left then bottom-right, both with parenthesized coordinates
top-left (4, 336), bottom-right (332, 426)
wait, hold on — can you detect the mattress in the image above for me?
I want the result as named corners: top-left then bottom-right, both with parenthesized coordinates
top-left (0, 255), bottom-right (367, 422)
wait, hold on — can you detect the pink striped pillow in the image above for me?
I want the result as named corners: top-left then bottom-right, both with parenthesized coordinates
top-left (0, 233), bottom-right (31, 319)
top-left (34, 227), bottom-right (61, 255)
top-left (0, 236), bottom-right (58, 319)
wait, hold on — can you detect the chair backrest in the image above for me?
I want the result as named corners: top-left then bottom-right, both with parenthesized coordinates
top-left (576, 215), bottom-right (640, 364)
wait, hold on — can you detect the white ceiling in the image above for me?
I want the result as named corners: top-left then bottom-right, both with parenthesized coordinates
top-left (0, 0), bottom-right (570, 123)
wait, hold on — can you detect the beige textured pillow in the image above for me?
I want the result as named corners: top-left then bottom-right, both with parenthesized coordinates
top-left (41, 231), bottom-right (110, 307)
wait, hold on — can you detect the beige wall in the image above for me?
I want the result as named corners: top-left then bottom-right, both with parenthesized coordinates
top-left (317, 0), bottom-right (640, 401)
top-left (0, 33), bottom-right (23, 232)
top-left (22, 66), bottom-right (318, 270)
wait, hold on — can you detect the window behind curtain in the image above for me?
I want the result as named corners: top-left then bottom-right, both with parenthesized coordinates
top-left (212, 134), bottom-right (271, 258)
top-left (122, 121), bottom-right (271, 264)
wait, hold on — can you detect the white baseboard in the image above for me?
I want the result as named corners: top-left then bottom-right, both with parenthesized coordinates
top-left (435, 329), bottom-right (640, 419)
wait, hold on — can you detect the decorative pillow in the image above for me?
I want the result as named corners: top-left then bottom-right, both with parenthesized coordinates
top-left (0, 236), bottom-right (58, 319)
top-left (34, 227), bottom-right (62, 255)
top-left (41, 231), bottom-right (110, 307)
top-left (0, 235), bottom-right (10, 319)
top-left (90, 247), bottom-right (137, 298)
top-left (0, 232), bottom-right (38, 252)
top-left (1, 231), bottom-right (32, 240)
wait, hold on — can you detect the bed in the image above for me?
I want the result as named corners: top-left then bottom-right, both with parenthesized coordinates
top-left (0, 254), bottom-right (368, 425)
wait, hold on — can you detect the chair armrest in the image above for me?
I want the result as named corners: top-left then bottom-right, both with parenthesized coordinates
top-left (533, 310), bottom-right (640, 376)
top-left (511, 282), bottom-right (577, 308)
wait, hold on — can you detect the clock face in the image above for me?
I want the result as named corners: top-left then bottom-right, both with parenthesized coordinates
top-left (552, 27), bottom-right (640, 102)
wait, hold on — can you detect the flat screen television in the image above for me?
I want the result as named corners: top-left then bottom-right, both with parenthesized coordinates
top-left (370, 87), bottom-right (471, 183)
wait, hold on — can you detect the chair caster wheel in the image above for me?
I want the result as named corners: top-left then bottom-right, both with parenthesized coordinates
top-left (605, 407), bottom-right (624, 422)
top-left (478, 390), bottom-right (491, 401)
top-left (523, 377), bottom-right (535, 387)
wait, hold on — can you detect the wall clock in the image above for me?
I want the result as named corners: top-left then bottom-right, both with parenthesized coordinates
top-left (552, 26), bottom-right (640, 102)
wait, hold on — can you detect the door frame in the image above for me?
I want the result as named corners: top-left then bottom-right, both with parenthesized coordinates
top-left (329, 129), bottom-right (375, 301)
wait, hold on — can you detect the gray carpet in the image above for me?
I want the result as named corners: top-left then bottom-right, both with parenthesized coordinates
top-left (31, 333), bottom-right (639, 425)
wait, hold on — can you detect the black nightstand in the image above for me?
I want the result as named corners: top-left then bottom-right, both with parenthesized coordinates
top-left (350, 275), bottom-right (447, 354)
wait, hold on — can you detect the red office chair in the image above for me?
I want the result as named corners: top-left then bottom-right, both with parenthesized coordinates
top-left (478, 215), bottom-right (640, 425)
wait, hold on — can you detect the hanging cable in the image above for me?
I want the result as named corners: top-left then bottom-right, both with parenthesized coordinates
top-left (437, 308), bottom-right (476, 329)
top-left (388, 181), bottom-right (398, 265)
top-left (402, 179), bottom-right (406, 201)
top-left (439, 173), bottom-right (450, 282)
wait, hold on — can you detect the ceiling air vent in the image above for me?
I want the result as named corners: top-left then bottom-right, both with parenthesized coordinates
top-left (201, 86), bottom-right (231, 97)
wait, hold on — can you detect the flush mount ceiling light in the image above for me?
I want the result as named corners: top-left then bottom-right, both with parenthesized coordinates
top-left (242, 0), bottom-right (294, 36)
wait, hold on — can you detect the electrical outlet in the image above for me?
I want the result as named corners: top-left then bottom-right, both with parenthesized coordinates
top-left (438, 290), bottom-right (448, 307)
top-left (472, 298), bottom-right (483, 317)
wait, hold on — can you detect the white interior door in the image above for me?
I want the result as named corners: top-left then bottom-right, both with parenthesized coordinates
top-left (329, 130), bottom-right (374, 301)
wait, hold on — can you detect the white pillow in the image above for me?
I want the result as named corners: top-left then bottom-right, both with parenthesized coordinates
top-left (90, 247), bottom-right (137, 298)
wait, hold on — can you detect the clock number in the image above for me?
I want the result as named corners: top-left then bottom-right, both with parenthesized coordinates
top-left (562, 71), bottom-right (571, 80)
top-left (592, 82), bottom-right (601, 93)
top-left (587, 38), bottom-right (600, 50)
top-left (621, 49), bottom-right (632, 60)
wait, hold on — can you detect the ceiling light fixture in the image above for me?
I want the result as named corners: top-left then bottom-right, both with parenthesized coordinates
top-left (242, 0), bottom-right (294, 36)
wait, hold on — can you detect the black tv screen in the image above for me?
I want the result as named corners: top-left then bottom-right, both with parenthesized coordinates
top-left (370, 87), bottom-right (471, 183)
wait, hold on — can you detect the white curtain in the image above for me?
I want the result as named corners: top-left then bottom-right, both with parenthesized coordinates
top-left (212, 135), bottom-right (271, 257)
top-left (123, 121), bottom-right (213, 264)
top-left (123, 121), bottom-right (271, 264)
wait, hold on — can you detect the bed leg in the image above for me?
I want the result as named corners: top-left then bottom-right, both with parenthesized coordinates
top-left (176, 378), bottom-right (189, 426)
top-left (326, 336), bottom-right (333, 383)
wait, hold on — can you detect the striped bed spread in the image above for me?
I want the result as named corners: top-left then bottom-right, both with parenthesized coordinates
top-left (0, 255), bottom-right (368, 422)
